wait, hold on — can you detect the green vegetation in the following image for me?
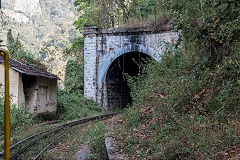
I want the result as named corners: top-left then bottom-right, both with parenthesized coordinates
top-left (57, 36), bottom-right (103, 121)
top-left (57, 57), bottom-right (103, 121)
top-left (171, 0), bottom-right (240, 64)
top-left (114, 0), bottom-right (240, 159)
top-left (64, 60), bottom-right (84, 94)
top-left (57, 89), bottom-right (103, 120)
top-left (7, 29), bottom-right (47, 70)
top-left (40, 125), bottom-right (88, 159)
top-left (0, 90), bottom-right (35, 136)
top-left (74, 0), bottom-right (170, 29)
top-left (57, 51), bottom-right (102, 121)
top-left (86, 122), bottom-right (107, 160)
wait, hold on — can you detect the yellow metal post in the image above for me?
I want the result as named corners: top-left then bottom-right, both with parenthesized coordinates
top-left (0, 49), bottom-right (10, 160)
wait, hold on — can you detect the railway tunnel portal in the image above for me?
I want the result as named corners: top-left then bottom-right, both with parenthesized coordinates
top-left (83, 25), bottom-right (178, 108)
top-left (106, 52), bottom-right (151, 108)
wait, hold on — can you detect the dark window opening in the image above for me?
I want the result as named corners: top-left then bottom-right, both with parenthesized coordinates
top-left (106, 52), bottom-right (151, 109)
top-left (22, 74), bottom-right (37, 111)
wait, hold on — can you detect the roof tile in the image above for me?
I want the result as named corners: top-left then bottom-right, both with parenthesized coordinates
top-left (0, 56), bottom-right (60, 80)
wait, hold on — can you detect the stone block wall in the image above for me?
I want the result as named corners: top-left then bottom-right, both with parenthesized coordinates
top-left (83, 26), bottom-right (179, 107)
top-left (84, 26), bottom-right (98, 101)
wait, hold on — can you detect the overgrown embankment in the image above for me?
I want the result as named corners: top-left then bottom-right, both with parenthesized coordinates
top-left (57, 38), bottom-right (105, 121)
top-left (115, 1), bottom-right (240, 159)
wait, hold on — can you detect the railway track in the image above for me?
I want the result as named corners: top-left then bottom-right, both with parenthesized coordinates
top-left (0, 112), bottom-right (119, 160)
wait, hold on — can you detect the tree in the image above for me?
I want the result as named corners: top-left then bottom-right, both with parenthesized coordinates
top-left (170, 0), bottom-right (240, 63)
top-left (64, 60), bottom-right (84, 94)
top-left (74, 0), bottom-right (167, 30)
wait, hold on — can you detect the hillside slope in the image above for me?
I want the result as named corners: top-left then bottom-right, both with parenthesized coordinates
top-left (0, 0), bottom-right (80, 79)
top-left (114, 1), bottom-right (240, 159)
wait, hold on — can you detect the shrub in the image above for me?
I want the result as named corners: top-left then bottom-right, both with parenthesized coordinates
top-left (57, 89), bottom-right (103, 120)
top-left (116, 1), bottom-right (240, 159)
top-left (117, 40), bottom-right (240, 159)
top-left (170, 0), bottom-right (240, 63)
top-left (0, 94), bottom-right (35, 136)
top-left (57, 52), bottom-right (103, 120)
top-left (64, 60), bottom-right (84, 94)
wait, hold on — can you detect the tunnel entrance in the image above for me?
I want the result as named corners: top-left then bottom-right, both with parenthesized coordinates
top-left (106, 52), bottom-right (151, 109)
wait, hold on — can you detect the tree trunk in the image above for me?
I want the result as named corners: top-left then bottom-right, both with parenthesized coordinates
top-left (117, 0), bottom-right (131, 23)
top-left (101, 0), bottom-right (107, 28)
top-left (110, 0), bottom-right (115, 27)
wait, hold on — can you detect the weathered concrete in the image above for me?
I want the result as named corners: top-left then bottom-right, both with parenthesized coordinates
top-left (0, 63), bottom-right (58, 116)
top-left (73, 142), bottom-right (90, 160)
top-left (84, 26), bottom-right (179, 107)
top-left (0, 63), bottom-right (21, 106)
top-left (25, 76), bottom-right (58, 116)
top-left (105, 136), bottom-right (125, 160)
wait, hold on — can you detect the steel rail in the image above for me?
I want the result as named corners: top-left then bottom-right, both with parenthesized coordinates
top-left (33, 122), bottom-right (91, 160)
top-left (0, 112), bottom-right (119, 158)
top-left (10, 132), bottom-right (51, 160)
top-left (10, 126), bottom-right (64, 160)
top-left (32, 133), bottom-right (67, 160)
top-left (0, 112), bottom-right (118, 156)
top-left (0, 124), bottom-right (60, 156)
top-left (33, 122), bottom-right (90, 160)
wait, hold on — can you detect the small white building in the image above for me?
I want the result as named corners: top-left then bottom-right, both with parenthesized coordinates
top-left (0, 56), bottom-right (59, 117)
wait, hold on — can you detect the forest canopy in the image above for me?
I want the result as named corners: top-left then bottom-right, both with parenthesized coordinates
top-left (74, 0), bottom-right (170, 30)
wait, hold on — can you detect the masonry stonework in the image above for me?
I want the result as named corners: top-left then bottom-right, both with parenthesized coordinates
top-left (83, 26), bottom-right (179, 107)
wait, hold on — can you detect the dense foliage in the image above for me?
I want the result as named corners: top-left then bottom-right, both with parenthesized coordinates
top-left (170, 0), bottom-right (240, 63)
top-left (64, 60), bottom-right (84, 94)
top-left (57, 89), bottom-right (102, 120)
top-left (74, 0), bottom-right (170, 30)
top-left (57, 36), bottom-right (103, 120)
top-left (58, 55), bottom-right (103, 120)
top-left (115, 0), bottom-right (240, 159)
top-left (7, 30), bottom-right (47, 70)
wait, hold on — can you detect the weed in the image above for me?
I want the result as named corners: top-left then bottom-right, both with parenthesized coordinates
top-left (115, 39), bottom-right (240, 159)
top-left (57, 89), bottom-right (104, 121)
top-left (86, 122), bottom-right (108, 160)
top-left (0, 93), bottom-right (35, 137)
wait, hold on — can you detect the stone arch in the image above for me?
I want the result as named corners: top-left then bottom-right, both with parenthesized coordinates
top-left (98, 43), bottom-right (160, 84)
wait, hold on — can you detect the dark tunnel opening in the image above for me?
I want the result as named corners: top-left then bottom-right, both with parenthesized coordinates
top-left (106, 52), bottom-right (152, 109)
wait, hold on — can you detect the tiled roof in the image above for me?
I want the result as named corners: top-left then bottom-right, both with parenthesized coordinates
top-left (0, 56), bottom-right (60, 80)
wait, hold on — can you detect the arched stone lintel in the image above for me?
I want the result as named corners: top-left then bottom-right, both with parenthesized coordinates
top-left (98, 43), bottom-right (160, 84)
